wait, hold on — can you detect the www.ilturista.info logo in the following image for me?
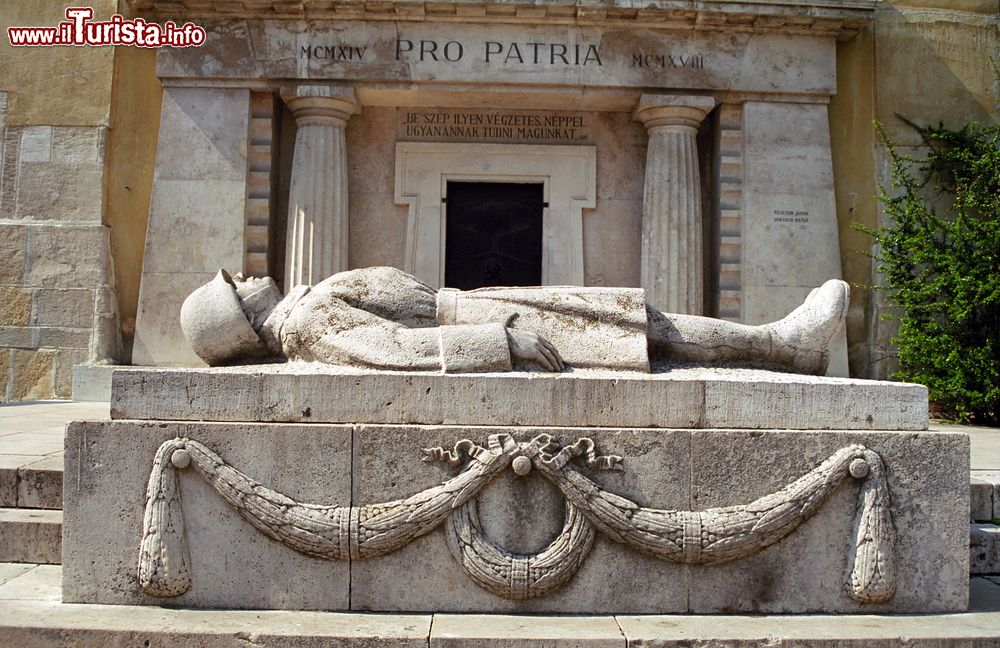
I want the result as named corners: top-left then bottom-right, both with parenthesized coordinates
top-left (7, 7), bottom-right (206, 48)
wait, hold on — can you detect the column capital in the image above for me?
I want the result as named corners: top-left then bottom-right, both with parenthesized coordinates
top-left (281, 84), bottom-right (360, 127)
top-left (634, 94), bottom-right (716, 134)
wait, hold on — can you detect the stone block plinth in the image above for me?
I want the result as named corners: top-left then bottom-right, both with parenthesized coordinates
top-left (109, 366), bottom-right (928, 431)
top-left (63, 368), bottom-right (965, 614)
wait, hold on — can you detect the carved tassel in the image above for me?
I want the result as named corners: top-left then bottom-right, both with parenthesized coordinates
top-left (845, 449), bottom-right (896, 603)
top-left (137, 438), bottom-right (192, 597)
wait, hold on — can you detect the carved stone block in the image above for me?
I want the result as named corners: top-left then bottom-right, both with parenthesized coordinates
top-left (61, 418), bottom-right (968, 613)
top-left (62, 421), bottom-right (352, 609)
top-left (349, 425), bottom-right (691, 614)
top-left (685, 429), bottom-right (968, 613)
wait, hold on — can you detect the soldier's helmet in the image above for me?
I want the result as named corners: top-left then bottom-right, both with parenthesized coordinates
top-left (179, 270), bottom-right (269, 366)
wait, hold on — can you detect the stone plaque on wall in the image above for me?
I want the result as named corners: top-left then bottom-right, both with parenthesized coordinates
top-left (397, 109), bottom-right (592, 145)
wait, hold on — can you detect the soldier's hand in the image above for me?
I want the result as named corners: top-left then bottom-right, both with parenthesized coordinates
top-left (506, 329), bottom-right (565, 372)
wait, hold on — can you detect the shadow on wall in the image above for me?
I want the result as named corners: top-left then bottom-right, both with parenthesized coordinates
top-left (832, 1), bottom-right (999, 380)
top-left (875, 3), bottom-right (998, 142)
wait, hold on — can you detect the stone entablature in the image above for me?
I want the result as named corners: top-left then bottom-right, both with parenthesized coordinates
top-left (128, 0), bottom-right (875, 41)
top-left (154, 20), bottom-right (840, 96)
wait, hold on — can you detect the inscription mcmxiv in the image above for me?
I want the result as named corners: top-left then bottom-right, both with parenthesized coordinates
top-left (300, 44), bottom-right (368, 61)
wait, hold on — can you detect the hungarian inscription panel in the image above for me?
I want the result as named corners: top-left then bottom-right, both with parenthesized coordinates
top-left (772, 209), bottom-right (811, 225)
top-left (397, 109), bottom-right (591, 144)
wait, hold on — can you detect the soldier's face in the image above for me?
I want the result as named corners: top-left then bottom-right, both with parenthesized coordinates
top-left (232, 273), bottom-right (277, 295)
top-left (232, 274), bottom-right (283, 311)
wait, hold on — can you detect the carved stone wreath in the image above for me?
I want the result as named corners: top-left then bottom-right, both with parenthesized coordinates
top-left (138, 434), bottom-right (896, 603)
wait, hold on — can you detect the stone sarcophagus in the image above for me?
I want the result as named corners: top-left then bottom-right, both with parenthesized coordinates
top-left (61, 366), bottom-right (968, 614)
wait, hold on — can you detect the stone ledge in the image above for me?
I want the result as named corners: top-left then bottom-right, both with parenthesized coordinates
top-left (111, 365), bottom-right (929, 430)
top-left (2, 566), bottom-right (1000, 648)
top-left (125, 0), bottom-right (875, 40)
top-left (972, 470), bottom-right (1000, 522)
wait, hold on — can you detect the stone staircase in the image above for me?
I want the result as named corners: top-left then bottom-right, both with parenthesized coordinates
top-left (972, 471), bottom-right (1000, 575)
top-left (0, 404), bottom-right (70, 566)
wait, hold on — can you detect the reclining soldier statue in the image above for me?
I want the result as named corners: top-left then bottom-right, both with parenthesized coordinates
top-left (180, 266), bottom-right (849, 375)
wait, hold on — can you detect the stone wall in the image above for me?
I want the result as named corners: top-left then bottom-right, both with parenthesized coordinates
top-left (831, 0), bottom-right (1000, 379)
top-left (0, 0), bottom-right (120, 401)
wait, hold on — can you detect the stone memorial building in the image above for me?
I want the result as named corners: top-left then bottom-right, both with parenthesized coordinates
top-left (0, 0), bottom-right (997, 400)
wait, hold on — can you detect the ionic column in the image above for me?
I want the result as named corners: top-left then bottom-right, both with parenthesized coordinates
top-left (634, 94), bottom-right (715, 314)
top-left (281, 85), bottom-right (359, 291)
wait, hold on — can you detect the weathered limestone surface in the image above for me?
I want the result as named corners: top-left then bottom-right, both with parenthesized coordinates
top-left (430, 615), bottom-right (626, 647)
top-left (0, 457), bottom-right (18, 507)
top-left (15, 454), bottom-right (62, 510)
top-left (281, 85), bottom-right (358, 291)
top-left (132, 86), bottom-right (250, 367)
top-left (972, 470), bottom-right (1000, 522)
top-left (349, 107), bottom-right (645, 290)
top-left (971, 524), bottom-right (1000, 576)
top-left (110, 366), bottom-right (929, 430)
top-left (71, 363), bottom-right (115, 402)
top-left (156, 21), bottom-right (838, 97)
top-left (741, 101), bottom-right (849, 377)
top-left (0, 508), bottom-right (61, 564)
top-left (972, 476), bottom-right (995, 522)
top-left (0, 116), bottom-right (116, 400)
top-left (62, 418), bottom-right (966, 613)
top-left (5, 577), bottom-right (1000, 648)
top-left (685, 429), bottom-right (968, 613)
top-left (62, 421), bottom-right (352, 609)
top-left (349, 425), bottom-right (691, 613)
top-left (634, 94), bottom-right (715, 315)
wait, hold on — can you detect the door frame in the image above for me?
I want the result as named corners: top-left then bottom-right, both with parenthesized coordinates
top-left (394, 142), bottom-right (597, 288)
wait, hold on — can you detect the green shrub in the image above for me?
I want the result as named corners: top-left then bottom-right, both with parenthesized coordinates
top-left (859, 119), bottom-right (999, 424)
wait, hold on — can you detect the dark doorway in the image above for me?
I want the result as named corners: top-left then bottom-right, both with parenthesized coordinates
top-left (444, 182), bottom-right (544, 290)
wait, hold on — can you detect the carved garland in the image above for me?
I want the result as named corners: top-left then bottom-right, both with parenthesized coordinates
top-left (138, 435), bottom-right (895, 603)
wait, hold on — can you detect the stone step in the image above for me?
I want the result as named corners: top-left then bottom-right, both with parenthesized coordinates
top-left (971, 470), bottom-right (1000, 522)
top-left (0, 564), bottom-right (999, 647)
top-left (972, 523), bottom-right (1000, 575)
top-left (0, 509), bottom-right (61, 564)
top-left (0, 454), bottom-right (62, 510)
top-left (0, 455), bottom-right (63, 510)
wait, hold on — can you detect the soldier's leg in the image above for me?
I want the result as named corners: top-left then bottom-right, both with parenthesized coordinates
top-left (646, 280), bottom-right (849, 375)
